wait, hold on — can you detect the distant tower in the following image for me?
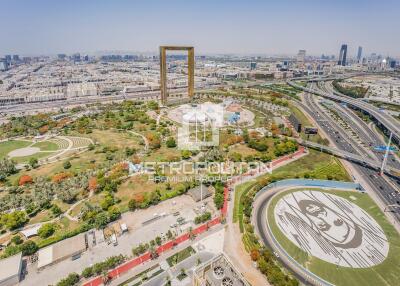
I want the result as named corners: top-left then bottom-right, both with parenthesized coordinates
top-left (297, 50), bottom-right (306, 63)
top-left (338, 44), bottom-right (347, 66)
top-left (357, 46), bottom-right (362, 63)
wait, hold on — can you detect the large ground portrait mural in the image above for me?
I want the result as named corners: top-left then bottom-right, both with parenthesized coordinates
top-left (274, 190), bottom-right (389, 268)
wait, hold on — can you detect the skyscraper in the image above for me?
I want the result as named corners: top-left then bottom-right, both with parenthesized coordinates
top-left (357, 46), bottom-right (362, 62)
top-left (338, 44), bottom-right (347, 66)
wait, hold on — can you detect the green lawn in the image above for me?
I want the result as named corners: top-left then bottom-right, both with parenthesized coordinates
top-left (267, 188), bottom-right (400, 286)
top-left (32, 141), bottom-right (59, 151)
top-left (0, 140), bottom-right (32, 158)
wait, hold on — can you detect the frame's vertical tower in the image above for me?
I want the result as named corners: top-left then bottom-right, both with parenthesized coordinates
top-left (187, 47), bottom-right (195, 101)
top-left (159, 46), bottom-right (194, 105)
top-left (160, 47), bottom-right (168, 105)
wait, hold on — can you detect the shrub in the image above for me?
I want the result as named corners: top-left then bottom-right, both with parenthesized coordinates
top-left (63, 160), bottom-right (72, 169)
top-left (128, 199), bottom-right (137, 211)
top-left (56, 272), bottom-right (80, 286)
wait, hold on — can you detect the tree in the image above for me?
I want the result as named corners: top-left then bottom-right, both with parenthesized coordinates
top-left (38, 223), bottom-right (56, 238)
top-left (214, 192), bottom-right (224, 210)
top-left (20, 240), bottom-right (38, 256)
top-left (166, 137), bottom-right (176, 148)
top-left (155, 236), bottom-right (162, 246)
top-left (107, 206), bottom-right (121, 221)
top-left (29, 157), bottom-right (39, 168)
top-left (250, 249), bottom-right (260, 261)
top-left (181, 150), bottom-right (192, 160)
top-left (63, 160), bottom-right (72, 169)
top-left (128, 199), bottom-right (137, 211)
top-left (94, 212), bottom-right (110, 229)
top-left (88, 177), bottom-right (98, 192)
top-left (100, 194), bottom-right (115, 210)
top-left (19, 174), bottom-right (33, 186)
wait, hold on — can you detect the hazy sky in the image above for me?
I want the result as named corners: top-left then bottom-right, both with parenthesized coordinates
top-left (1, 0), bottom-right (399, 57)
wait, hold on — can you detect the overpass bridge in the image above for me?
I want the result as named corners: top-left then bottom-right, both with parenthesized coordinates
top-left (296, 138), bottom-right (400, 179)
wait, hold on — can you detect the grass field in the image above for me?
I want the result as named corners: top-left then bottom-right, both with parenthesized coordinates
top-left (267, 188), bottom-right (400, 286)
top-left (0, 140), bottom-right (32, 158)
top-left (31, 141), bottom-right (59, 151)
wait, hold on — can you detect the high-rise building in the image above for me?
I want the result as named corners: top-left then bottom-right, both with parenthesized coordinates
top-left (357, 46), bottom-right (362, 62)
top-left (250, 62), bottom-right (257, 70)
top-left (338, 44), bottom-right (347, 66)
top-left (297, 50), bottom-right (306, 63)
top-left (57, 54), bottom-right (67, 60)
top-left (5, 55), bottom-right (11, 63)
top-left (0, 59), bottom-right (8, 71)
top-left (12, 55), bottom-right (20, 62)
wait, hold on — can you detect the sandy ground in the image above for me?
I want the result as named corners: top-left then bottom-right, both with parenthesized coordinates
top-left (8, 146), bottom-right (40, 157)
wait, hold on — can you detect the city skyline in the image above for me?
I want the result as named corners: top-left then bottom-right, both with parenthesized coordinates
top-left (1, 0), bottom-right (399, 57)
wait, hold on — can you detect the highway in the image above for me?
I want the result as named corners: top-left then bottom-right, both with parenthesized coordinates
top-left (287, 78), bottom-right (400, 144)
top-left (298, 82), bottom-right (400, 220)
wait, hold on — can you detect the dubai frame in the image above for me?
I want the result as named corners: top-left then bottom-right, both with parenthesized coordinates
top-left (159, 46), bottom-right (194, 105)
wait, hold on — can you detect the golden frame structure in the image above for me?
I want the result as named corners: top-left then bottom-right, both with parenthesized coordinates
top-left (159, 46), bottom-right (194, 105)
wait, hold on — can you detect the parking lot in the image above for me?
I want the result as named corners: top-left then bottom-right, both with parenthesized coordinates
top-left (20, 194), bottom-right (217, 286)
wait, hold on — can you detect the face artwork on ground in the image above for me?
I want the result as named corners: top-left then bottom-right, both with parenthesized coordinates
top-left (274, 190), bottom-right (389, 268)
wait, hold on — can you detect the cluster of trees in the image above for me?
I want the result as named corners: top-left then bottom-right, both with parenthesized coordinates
top-left (0, 170), bottom-right (94, 217)
top-left (2, 238), bottom-right (39, 258)
top-left (332, 80), bottom-right (368, 98)
top-left (239, 179), bottom-right (299, 286)
top-left (0, 210), bottom-right (28, 231)
top-left (194, 211), bottom-right (212, 224)
top-left (253, 247), bottom-right (299, 286)
top-left (273, 140), bottom-right (298, 157)
top-left (0, 158), bottom-right (16, 181)
top-left (0, 113), bottom-right (56, 139)
top-left (81, 255), bottom-right (126, 278)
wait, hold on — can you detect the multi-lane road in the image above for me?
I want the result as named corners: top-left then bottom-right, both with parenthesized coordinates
top-left (297, 81), bottom-right (400, 220)
top-left (288, 78), bottom-right (400, 144)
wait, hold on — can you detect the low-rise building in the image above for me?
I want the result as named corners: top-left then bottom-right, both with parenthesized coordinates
top-left (37, 233), bottom-right (87, 269)
top-left (0, 253), bottom-right (23, 286)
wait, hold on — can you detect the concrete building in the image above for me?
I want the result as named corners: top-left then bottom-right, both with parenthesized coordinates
top-left (0, 253), bottom-right (23, 286)
top-left (37, 233), bottom-right (87, 269)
